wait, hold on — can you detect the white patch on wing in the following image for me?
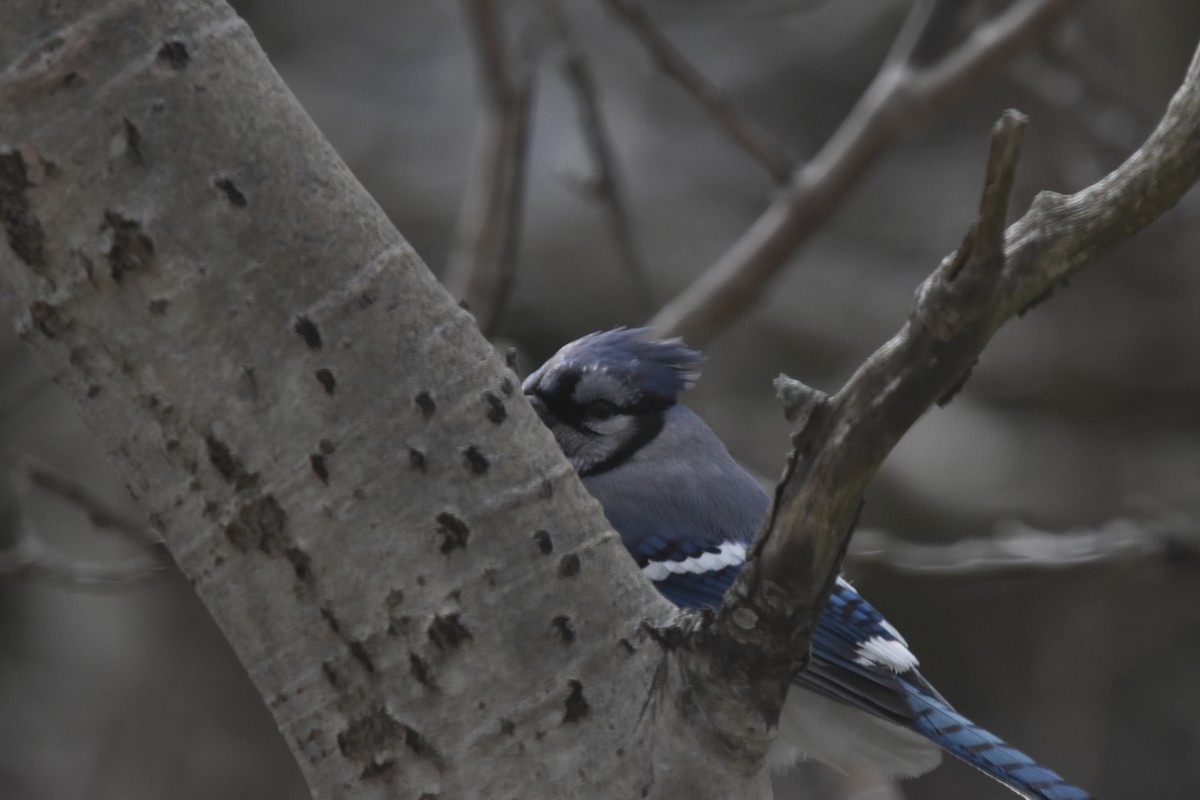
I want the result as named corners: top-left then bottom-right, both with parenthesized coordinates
top-left (835, 575), bottom-right (910, 645)
top-left (642, 541), bottom-right (746, 581)
top-left (854, 635), bottom-right (919, 672)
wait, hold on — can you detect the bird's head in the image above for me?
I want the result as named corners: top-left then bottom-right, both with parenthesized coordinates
top-left (522, 327), bottom-right (703, 476)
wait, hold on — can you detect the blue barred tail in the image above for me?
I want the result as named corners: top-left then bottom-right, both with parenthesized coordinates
top-left (903, 681), bottom-right (1095, 800)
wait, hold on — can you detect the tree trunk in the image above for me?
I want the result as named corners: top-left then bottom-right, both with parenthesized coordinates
top-left (0, 1), bottom-right (770, 797)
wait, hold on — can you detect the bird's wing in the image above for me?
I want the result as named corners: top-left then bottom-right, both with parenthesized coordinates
top-left (629, 531), bottom-right (747, 609)
top-left (796, 577), bottom-right (943, 723)
top-left (581, 430), bottom-right (767, 611)
top-left (798, 580), bottom-right (1095, 800)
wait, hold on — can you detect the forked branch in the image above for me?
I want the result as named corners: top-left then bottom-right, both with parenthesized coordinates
top-left (699, 36), bottom-right (1200, 707)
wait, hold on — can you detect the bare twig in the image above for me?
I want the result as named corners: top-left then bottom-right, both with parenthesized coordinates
top-left (599, 0), bottom-right (796, 183)
top-left (542, 0), bottom-right (655, 312)
top-left (445, 0), bottom-right (541, 335)
top-left (650, 0), bottom-right (1080, 348)
top-left (848, 518), bottom-right (1200, 577)
top-left (698, 34), bottom-right (1200, 712)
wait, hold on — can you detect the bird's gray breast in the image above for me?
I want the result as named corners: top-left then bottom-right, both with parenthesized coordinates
top-left (581, 405), bottom-right (768, 552)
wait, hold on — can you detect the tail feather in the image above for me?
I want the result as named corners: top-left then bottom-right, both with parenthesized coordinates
top-left (902, 682), bottom-right (1095, 800)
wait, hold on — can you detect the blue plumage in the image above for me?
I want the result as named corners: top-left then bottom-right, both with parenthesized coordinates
top-left (525, 329), bottom-right (1096, 800)
top-left (627, 535), bottom-right (745, 607)
top-left (523, 327), bottom-right (701, 418)
top-left (905, 687), bottom-right (1094, 800)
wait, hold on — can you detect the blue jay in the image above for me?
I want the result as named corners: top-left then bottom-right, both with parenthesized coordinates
top-left (523, 328), bottom-right (1094, 800)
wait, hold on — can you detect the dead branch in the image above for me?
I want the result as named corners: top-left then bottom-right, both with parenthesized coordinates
top-left (650, 0), bottom-right (1079, 348)
top-left (599, 0), bottom-right (796, 183)
top-left (444, 0), bottom-right (541, 335)
top-left (698, 33), bottom-right (1200, 714)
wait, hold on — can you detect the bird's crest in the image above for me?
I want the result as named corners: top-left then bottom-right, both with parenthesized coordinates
top-left (524, 327), bottom-right (703, 404)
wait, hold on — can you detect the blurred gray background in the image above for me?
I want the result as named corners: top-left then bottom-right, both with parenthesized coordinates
top-left (2, 1), bottom-right (1199, 798)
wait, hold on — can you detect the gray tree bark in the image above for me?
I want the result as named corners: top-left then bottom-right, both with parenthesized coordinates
top-left (0, 1), bottom-right (771, 797)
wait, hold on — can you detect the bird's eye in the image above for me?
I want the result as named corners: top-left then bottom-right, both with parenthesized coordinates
top-left (586, 399), bottom-right (617, 420)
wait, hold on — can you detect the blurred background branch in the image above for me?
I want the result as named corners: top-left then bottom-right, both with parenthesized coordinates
top-left (649, 0), bottom-right (1079, 347)
top-left (443, 0), bottom-right (541, 334)
top-left (849, 516), bottom-right (1200, 577)
top-left (0, 534), bottom-right (165, 587)
top-left (543, 0), bottom-right (656, 312)
top-left (599, 0), bottom-right (798, 183)
top-left (0, 459), bottom-right (167, 588)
